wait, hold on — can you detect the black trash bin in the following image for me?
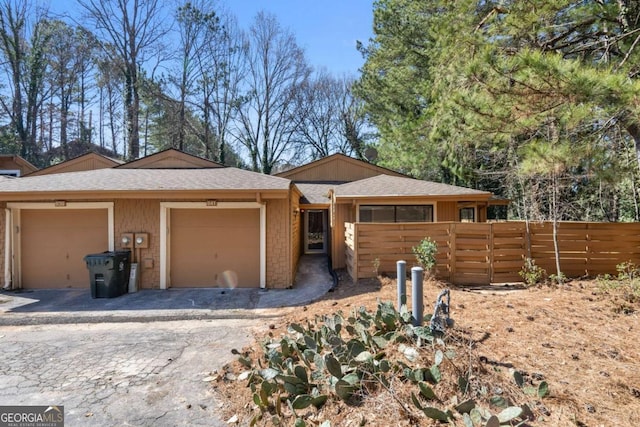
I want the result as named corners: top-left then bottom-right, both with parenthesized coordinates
top-left (84, 251), bottom-right (131, 298)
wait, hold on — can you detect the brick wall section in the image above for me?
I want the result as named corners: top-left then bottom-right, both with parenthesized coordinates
top-left (266, 198), bottom-right (291, 288)
top-left (114, 199), bottom-right (160, 289)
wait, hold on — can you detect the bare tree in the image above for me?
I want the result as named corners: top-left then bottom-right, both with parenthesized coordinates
top-left (294, 72), bottom-right (366, 161)
top-left (170, 0), bottom-right (218, 151)
top-left (235, 11), bottom-right (310, 174)
top-left (78, 0), bottom-right (168, 160)
top-left (293, 70), bottom-right (342, 161)
top-left (46, 20), bottom-right (98, 159)
top-left (96, 46), bottom-right (124, 156)
top-left (0, 0), bottom-right (51, 164)
top-left (196, 7), bottom-right (245, 164)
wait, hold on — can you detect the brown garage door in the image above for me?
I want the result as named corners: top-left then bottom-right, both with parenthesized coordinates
top-left (21, 209), bottom-right (109, 289)
top-left (170, 209), bottom-right (260, 288)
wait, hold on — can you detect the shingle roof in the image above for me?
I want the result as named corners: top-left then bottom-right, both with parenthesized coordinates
top-left (0, 167), bottom-right (291, 194)
top-left (334, 175), bottom-right (491, 198)
top-left (295, 182), bottom-right (344, 205)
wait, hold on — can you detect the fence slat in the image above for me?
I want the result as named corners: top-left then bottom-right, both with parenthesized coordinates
top-left (343, 221), bottom-right (640, 284)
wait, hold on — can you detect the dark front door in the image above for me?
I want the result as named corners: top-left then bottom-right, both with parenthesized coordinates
top-left (304, 210), bottom-right (326, 254)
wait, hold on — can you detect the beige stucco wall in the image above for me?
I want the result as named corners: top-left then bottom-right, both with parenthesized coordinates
top-left (266, 198), bottom-right (291, 288)
top-left (114, 199), bottom-right (161, 289)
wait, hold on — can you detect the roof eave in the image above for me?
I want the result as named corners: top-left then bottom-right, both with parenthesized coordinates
top-left (0, 188), bottom-right (290, 201)
top-left (334, 193), bottom-right (493, 200)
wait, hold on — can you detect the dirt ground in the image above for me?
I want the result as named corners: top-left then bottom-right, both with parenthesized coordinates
top-left (214, 271), bottom-right (640, 426)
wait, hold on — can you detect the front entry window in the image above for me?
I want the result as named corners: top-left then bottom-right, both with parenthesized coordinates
top-left (304, 210), bottom-right (326, 254)
top-left (359, 205), bottom-right (434, 223)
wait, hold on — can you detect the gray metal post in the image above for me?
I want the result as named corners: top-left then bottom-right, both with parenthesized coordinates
top-left (411, 266), bottom-right (424, 326)
top-left (397, 260), bottom-right (406, 310)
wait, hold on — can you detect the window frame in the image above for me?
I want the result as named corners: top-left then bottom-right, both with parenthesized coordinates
top-left (459, 206), bottom-right (476, 222)
top-left (358, 204), bottom-right (434, 223)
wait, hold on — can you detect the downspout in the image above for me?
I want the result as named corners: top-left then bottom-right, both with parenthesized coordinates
top-left (4, 208), bottom-right (11, 289)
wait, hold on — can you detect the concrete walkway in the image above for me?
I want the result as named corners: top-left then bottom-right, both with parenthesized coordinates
top-left (0, 255), bottom-right (335, 325)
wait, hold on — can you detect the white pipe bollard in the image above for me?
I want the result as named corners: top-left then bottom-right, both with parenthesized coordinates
top-left (411, 266), bottom-right (424, 326)
top-left (397, 260), bottom-right (406, 310)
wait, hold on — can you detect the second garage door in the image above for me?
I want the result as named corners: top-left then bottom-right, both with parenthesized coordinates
top-left (169, 209), bottom-right (260, 288)
top-left (21, 209), bottom-right (109, 289)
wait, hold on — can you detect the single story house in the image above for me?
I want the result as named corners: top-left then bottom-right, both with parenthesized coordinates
top-left (0, 149), bottom-right (500, 291)
top-left (0, 154), bottom-right (38, 177)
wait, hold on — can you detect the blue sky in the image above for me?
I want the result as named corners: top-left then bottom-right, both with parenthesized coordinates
top-left (50, 0), bottom-right (374, 77)
top-left (227, 0), bottom-right (374, 76)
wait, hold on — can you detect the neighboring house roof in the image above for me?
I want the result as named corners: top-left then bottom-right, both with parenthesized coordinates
top-left (42, 139), bottom-right (119, 160)
top-left (0, 154), bottom-right (38, 175)
top-left (117, 148), bottom-right (223, 169)
top-left (275, 153), bottom-right (406, 181)
top-left (0, 167), bottom-right (290, 198)
top-left (334, 175), bottom-right (492, 199)
top-left (25, 152), bottom-right (123, 176)
top-left (295, 182), bottom-right (345, 205)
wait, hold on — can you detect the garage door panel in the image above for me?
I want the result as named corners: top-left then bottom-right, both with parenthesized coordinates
top-left (170, 209), bottom-right (260, 288)
top-left (21, 209), bottom-right (108, 289)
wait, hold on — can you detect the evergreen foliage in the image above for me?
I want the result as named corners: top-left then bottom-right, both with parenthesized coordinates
top-left (356, 0), bottom-right (640, 221)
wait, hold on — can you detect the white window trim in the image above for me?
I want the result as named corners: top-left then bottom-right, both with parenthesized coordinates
top-left (6, 202), bottom-right (114, 289)
top-left (0, 169), bottom-right (21, 177)
top-left (159, 201), bottom-right (266, 290)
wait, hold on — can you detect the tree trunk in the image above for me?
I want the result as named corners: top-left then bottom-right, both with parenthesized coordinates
top-left (99, 86), bottom-right (104, 149)
top-left (624, 120), bottom-right (640, 173)
top-left (124, 66), bottom-right (140, 160)
top-left (551, 171), bottom-right (563, 283)
top-left (60, 88), bottom-right (69, 160)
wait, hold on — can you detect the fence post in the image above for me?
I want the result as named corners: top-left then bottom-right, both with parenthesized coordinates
top-left (411, 266), bottom-right (424, 326)
top-left (397, 260), bottom-right (406, 310)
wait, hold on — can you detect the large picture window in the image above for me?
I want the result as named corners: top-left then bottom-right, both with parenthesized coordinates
top-left (359, 205), bottom-right (433, 223)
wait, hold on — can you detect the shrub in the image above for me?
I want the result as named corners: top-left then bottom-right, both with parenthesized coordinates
top-left (519, 258), bottom-right (546, 287)
top-left (412, 237), bottom-right (438, 274)
top-left (596, 261), bottom-right (640, 304)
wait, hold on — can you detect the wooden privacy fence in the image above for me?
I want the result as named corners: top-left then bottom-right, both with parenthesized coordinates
top-left (344, 221), bottom-right (640, 285)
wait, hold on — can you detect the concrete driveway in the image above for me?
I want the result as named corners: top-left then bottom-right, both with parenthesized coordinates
top-left (0, 255), bottom-right (334, 326)
top-left (0, 319), bottom-right (261, 426)
top-left (0, 256), bottom-right (335, 426)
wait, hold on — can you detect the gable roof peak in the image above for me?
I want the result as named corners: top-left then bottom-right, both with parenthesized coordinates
top-left (116, 148), bottom-right (224, 169)
top-left (275, 153), bottom-right (406, 181)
